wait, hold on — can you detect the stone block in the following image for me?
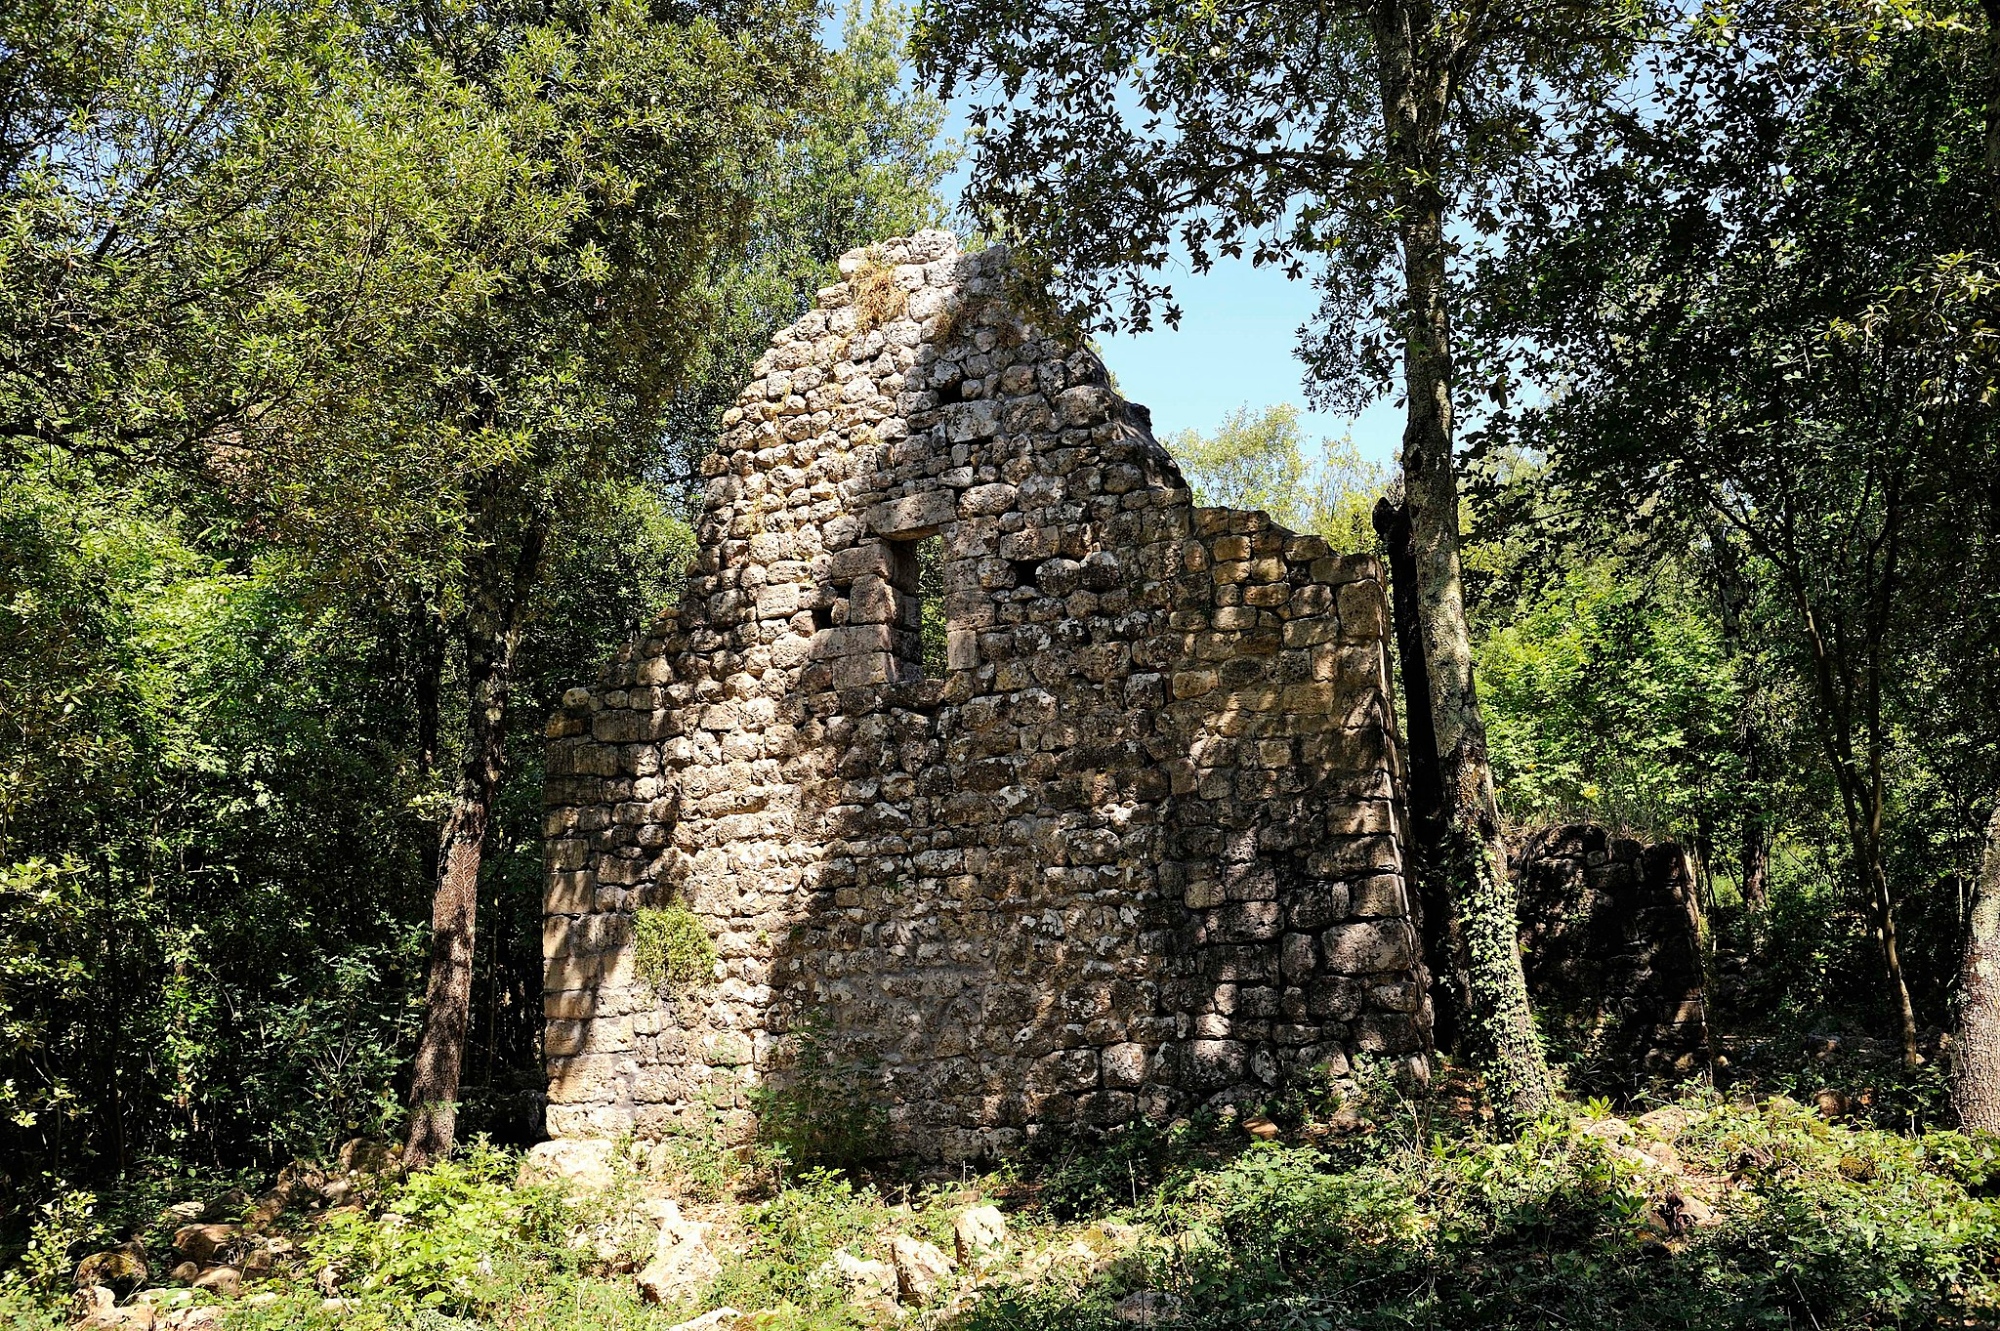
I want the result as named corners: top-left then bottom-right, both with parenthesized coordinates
top-left (869, 490), bottom-right (956, 536)
top-left (1321, 922), bottom-right (1415, 975)
top-left (1186, 1039), bottom-right (1248, 1087)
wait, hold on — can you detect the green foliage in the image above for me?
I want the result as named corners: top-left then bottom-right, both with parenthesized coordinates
top-left (9, 1188), bottom-right (101, 1295)
top-left (1028, 1122), bottom-right (1175, 1223)
top-left (658, 0), bottom-right (957, 494)
top-left (1478, 557), bottom-right (1743, 838)
top-left (1162, 405), bottom-right (1387, 550)
top-left (709, 1167), bottom-right (895, 1312)
top-left (633, 906), bottom-right (719, 992)
top-left (956, 1098), bottom-right (2000, 1331)
top-left (752, 1016), bottom-right (887, 1172)
top-left (916, 535), bottom-right (947, 679)
top-left (1472, 4), bottom-right (2000, 1037)
top-left (307, 1141), bottom-right (575, 1317)
top-left (914, 0), bottom-right (1641, 409)
top-left (0, 0), bottom-right (952, 1202)
top-left (0, 461), bottom-right (428, 1191)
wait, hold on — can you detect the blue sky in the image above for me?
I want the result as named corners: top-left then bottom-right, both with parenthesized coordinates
top-left (1088, 259), bottom-right (1406, 468)
top-left (813, 5), bottom-right (1412, 468)
top-left (914, 76), bottom-right (1405, 469)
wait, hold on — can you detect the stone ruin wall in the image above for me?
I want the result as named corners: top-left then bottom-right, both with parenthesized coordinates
top-left (540, 231), bottom-right (1431, 1161)
top-left (1515, 825), bottom-right (1711, 1088)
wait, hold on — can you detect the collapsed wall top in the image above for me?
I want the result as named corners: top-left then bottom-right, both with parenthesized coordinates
top-left (542, 230), bottom-right (1430, 1160)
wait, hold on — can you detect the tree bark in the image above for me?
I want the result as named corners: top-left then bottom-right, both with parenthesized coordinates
top-left (1374, 496), bottom-right (1462, 1052)
top-left (404, 511), bottom-right (547, 1169)
top-left (1372, 0), bottom-right (1553, 1120)
top-left (1954, 0), bottom-right (2000, 1135)
top-left (1955, 802), bottom-right (2000, 1132)
top-left (1741, 823), bottom-right (1771, 911)
top-left (1794, 590), bottom-right (1921, 1067)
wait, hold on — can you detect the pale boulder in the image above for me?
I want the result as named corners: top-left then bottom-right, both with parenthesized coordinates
top-left (888, 1235), bottom-right (954, 1302)
top-left (953, 1205), bottom-right (1007, 1265)
top-left (519, 1138), bottom-right (617, 1192)
top-left (636, 1214), bottom-right (720, 1305)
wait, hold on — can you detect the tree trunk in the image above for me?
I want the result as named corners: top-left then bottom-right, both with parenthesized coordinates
top-left (1372, 0), bottom-right (1553, 1121)
top-left (1956, 0), bottom-right (2000, 1134)
top-left (404, 513), bottom-right (547, 1169)
top-left (1741, 823), bottom-right (1771, 911)
top-left (1374, 496), bottom-right (1462, 1052)
top-left (1954, 802), bottom-right (2000, 1132)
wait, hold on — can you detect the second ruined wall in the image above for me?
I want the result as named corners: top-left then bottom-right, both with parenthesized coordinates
top-left (542, 231), bottom-right (1430, 1160)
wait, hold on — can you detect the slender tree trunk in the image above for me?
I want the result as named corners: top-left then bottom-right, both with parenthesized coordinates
top-left (1741, 823), bottom-right (1771, 911)
top-left (1739, 733), bottom-right (1771, 910)
top-left (1797, 601), bottom-right (1921, 1067)
top-left (404, 513), bottom-right (547, 1169)
top-left (1372, 0), bottom-right (1552, 1120)
top-left (1954, 802), bottom-right (2000, 1132)
top-left (1374, 497), bottom-right (1462, 1052)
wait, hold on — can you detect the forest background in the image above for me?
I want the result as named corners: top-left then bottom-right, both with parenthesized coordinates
top-left (2, 0), bottom-right (1998, 1243)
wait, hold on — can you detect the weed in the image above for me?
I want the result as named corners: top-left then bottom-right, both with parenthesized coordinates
top-left (13, 1187), bottom-right (99, 1294)
top-left (753, 1016), bottom-right (885, 1172)
top-left (847, 257), bottom-right (906, 335)
top-left (633, 905), bottom-right (717, 992)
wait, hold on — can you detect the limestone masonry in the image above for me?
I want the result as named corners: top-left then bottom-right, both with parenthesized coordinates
top-left (541, 231), bottom-right (1430, 1160)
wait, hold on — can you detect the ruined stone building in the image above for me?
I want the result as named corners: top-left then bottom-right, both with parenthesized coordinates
top-left (540, 231), bottom-right (1431, 1160)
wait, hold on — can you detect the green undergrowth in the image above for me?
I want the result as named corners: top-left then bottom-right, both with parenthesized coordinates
top-left (14, 1092), bottom-right (2000, 1331)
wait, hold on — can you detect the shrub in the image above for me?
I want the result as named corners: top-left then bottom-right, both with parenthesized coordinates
top-left (633, 905), bottom-right (717, 991)
top-left (752, 1016), bottom-right (885, 1170)
top-left (306, 1140), bottom-right (574, 1317)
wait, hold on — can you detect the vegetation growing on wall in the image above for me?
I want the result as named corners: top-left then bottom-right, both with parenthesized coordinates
top-left (634, 907), bottom-right (720, 992)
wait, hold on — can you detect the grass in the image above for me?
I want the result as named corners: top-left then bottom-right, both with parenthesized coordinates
top-left (13, 1076), bottom-right (2000, 1331)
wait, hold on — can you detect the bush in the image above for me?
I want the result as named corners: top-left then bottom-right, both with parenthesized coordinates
top-left (306, 1141), bottom-right (575, 1317)
top-left (633, 906), bottom-right (718, 991)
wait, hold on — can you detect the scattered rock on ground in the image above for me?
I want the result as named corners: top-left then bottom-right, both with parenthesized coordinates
top-left (636, 1212), bottom-right (720, 1305)
top-left (171, 1224), bottom-right (237, 1267)
top-left (1113, 1290), bottom-right (1183, 1326)
top-left (161, 1202), bottom-right (205, 1226)
top-left (1242, 1116), bottom-right (1280, 1141)
top-left (75, 1242), bottom-right (148, 1297)
top-left (889, 1235), bottom-right (954, 1302)
top-left (1636, 1106), bottom-right (1693, 1140)
top-left (191, 1266), bottom-right (241, 1299)
top-left (1674, 1194), bottom-right (1719, 1229)
top-left (519, 1138), bottom-right (617, 1192)
top-left (1578, 1116), bottom-right (1632, 1143)
top-left (72, 1287), bottom-right (115, 1323)
top-left (825, 1249), bottom-right (898, 1302)
top-left (954, 1205), bottom-right (1007, 1265)
top-left (665, 1308), bottom-right (743, 1331)
top-left (201, 1189), bottom-right (251, 1223)
top-left (336, 1139), bottom-right (401, 1176)
top-left (73, 1285), bottom-right (158, 1330)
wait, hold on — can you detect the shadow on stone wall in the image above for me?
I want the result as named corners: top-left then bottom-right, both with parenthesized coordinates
top-left (1514, 825), bottom-right (1711, 1096)
top-left (540, 231), bottom-right (1430, 1161)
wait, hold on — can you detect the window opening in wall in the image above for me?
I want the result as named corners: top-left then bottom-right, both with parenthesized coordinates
top-left (887, 533), bottom-right (949, 681)
top-left (917, 535), bottom-right (946, 677)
